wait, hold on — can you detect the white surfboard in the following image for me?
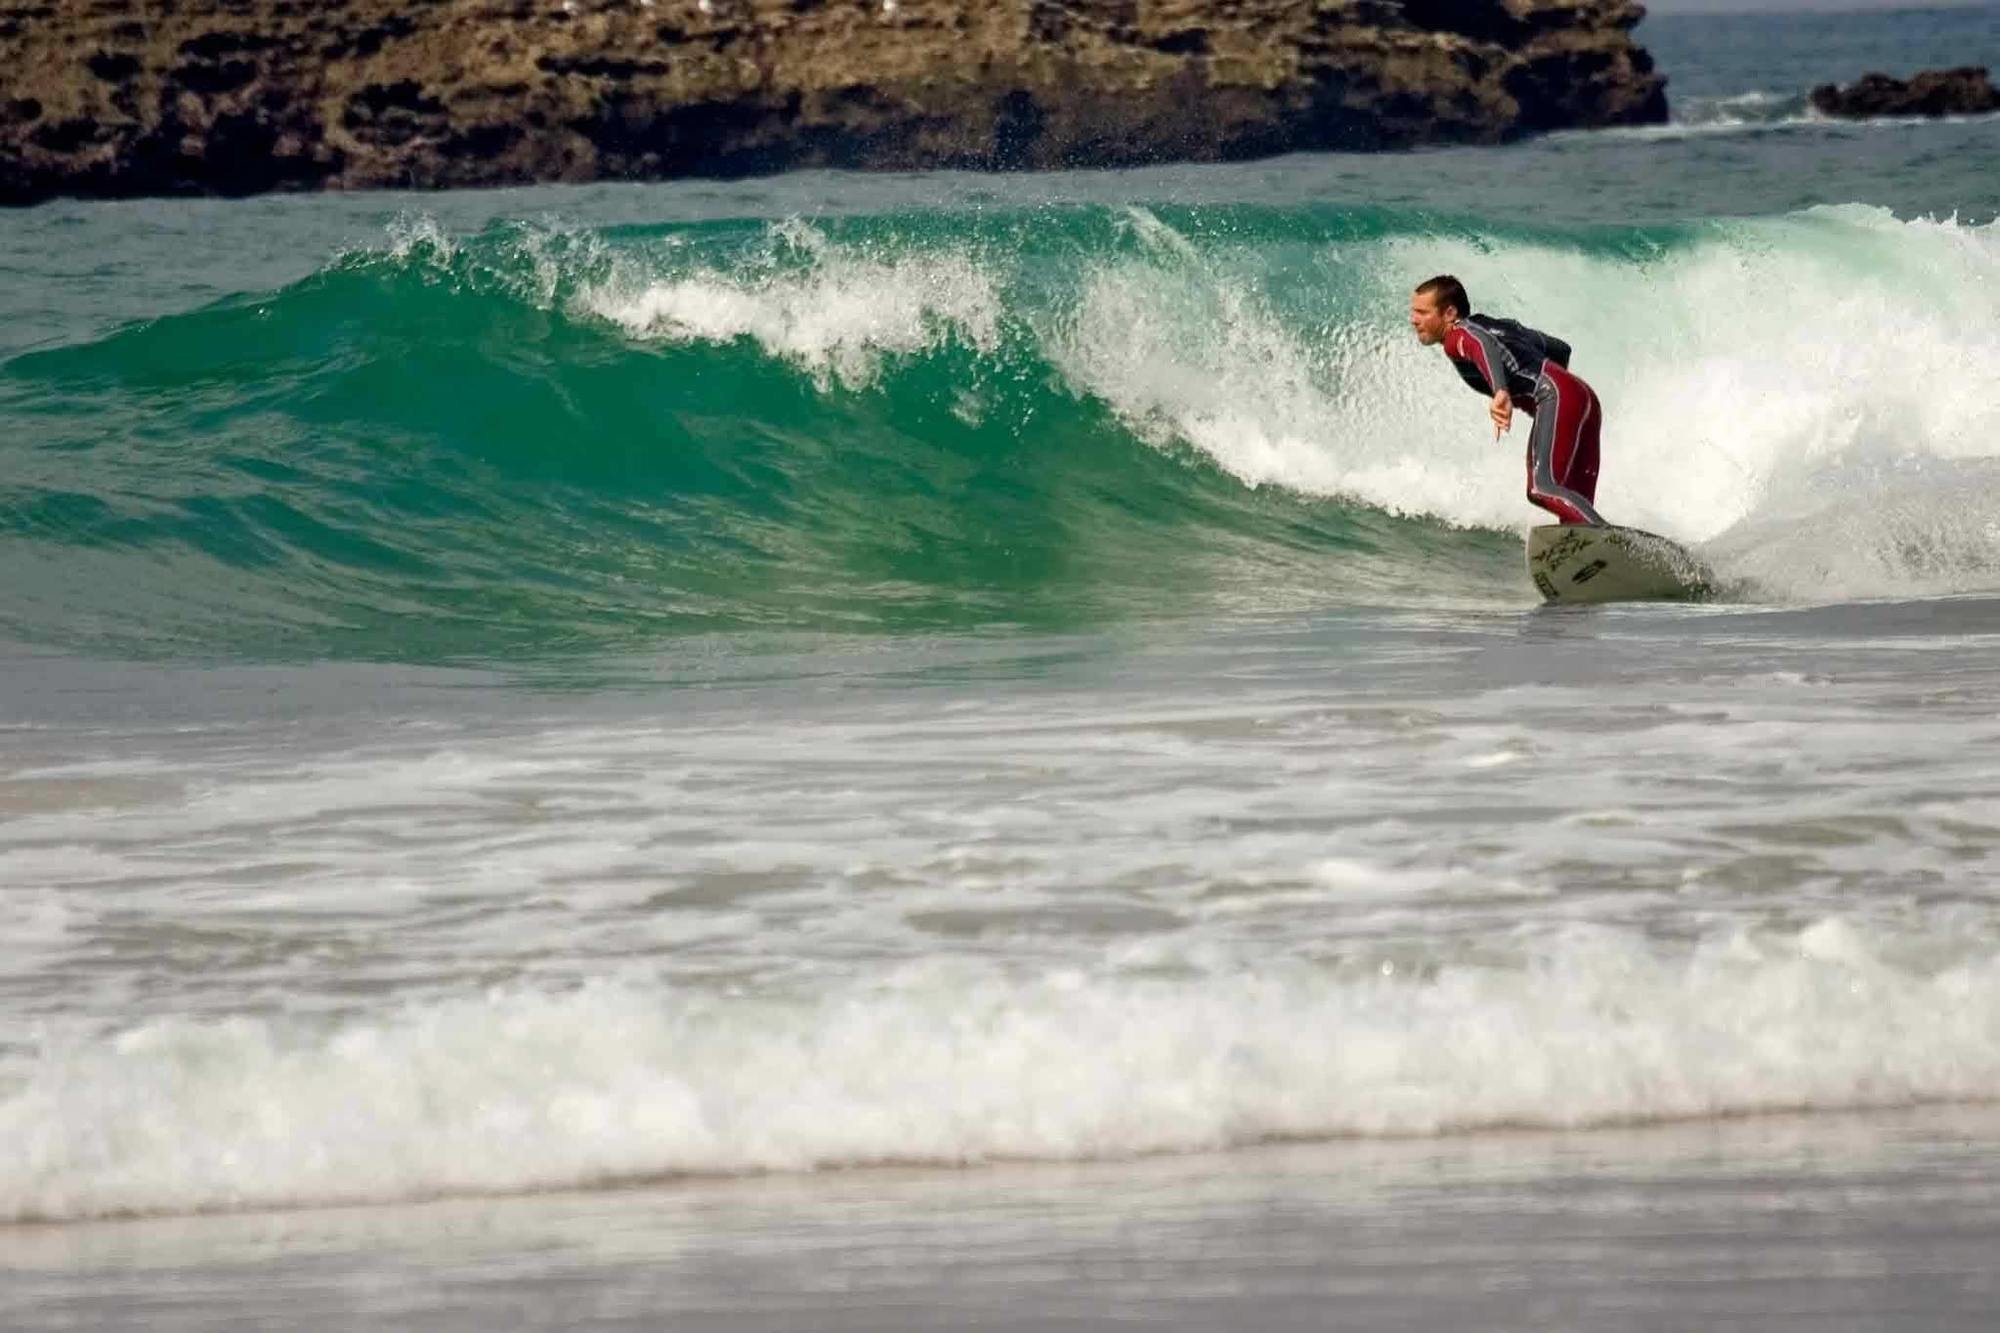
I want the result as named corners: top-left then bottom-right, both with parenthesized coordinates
top-left (1526, 524), bottom-right (1714, 605)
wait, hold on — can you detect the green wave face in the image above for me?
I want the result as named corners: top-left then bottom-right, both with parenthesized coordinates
top-left (0, 206), bottom-right (1516, 661)
top-left (6, 200), bottom-right (1996, 661)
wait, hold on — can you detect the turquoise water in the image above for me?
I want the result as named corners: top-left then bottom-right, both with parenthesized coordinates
top-left (7, 195), bottom-right (2000, 656)
top-left (6, 16), bottom-right (2000, 1321)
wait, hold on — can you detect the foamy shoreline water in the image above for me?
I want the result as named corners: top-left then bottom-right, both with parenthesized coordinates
top-left (10, 1105), bottom-right (2000, 1331)
top-left (8, 595), bottom-right (2000, 1225)
top-left (10, 937), bottom-right (2000, 1224)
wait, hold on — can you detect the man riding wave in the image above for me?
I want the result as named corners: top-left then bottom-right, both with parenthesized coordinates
top-left (1409, 275), bottom-right (1606, 527)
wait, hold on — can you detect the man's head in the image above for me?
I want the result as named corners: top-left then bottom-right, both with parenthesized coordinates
top-left (1410, 275), bottom-right (1468, 346)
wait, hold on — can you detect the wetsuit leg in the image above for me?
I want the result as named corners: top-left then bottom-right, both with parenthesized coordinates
top-left (1525, 362), bottom-right (1606, 526)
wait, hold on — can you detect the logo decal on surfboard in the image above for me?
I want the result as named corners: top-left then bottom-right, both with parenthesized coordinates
top-left (1525, 525), bottom-right (1713, 605)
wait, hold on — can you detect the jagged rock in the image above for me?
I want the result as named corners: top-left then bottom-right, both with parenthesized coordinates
top-left (1810, 66), bottom-right (2000, 120)
top-left (0, 0), bottom-right (1668, 206)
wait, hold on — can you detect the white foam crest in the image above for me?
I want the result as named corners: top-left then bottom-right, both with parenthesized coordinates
top-left (578, 220), bottom-right (1002, 389)
top-left (1053, 207), bottom-right (2000, 582)
top-left (377, 212), bottom-right (457, 265)
top-left (8, 921), bottom-right (2000, 1222)
top-left (1384, 208), bottom-right (2000, 549)
top-left (497, 217), bottom-right (622, 309)
top-left (1048, 215), bottom-right (1517, 525)
top-left (1573, 90), bottom-right (1818, 140)
top-left (1679, 90), bottom-right (1799, 126)
top-left (1579, 104), bottom-right (2000, 143)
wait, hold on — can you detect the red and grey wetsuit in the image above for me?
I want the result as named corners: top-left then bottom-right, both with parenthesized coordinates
top-left (1443, 313), bottom-right (1606, 527)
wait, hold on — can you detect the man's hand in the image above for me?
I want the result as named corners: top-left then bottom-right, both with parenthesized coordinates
top-left (1490, 390), bottom-right (1513, 438)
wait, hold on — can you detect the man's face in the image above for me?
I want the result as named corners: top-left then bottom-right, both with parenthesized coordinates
top-left (1409, 290), bottom-right (1453, 345)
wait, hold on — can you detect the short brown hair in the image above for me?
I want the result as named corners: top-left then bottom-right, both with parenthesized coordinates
top-left (1415, 275), bottom-right (1469, 319)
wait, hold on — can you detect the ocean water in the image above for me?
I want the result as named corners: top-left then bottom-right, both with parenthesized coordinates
top-left (6, 6), bottom-right (2000, 1327)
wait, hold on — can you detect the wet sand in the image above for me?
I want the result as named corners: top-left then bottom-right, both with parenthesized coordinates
top-left (9, 1105), bottom-right (1999, 1331)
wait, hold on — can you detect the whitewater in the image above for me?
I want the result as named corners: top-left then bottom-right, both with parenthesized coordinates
top-left (6, 6), bottom-right (2000, 1330)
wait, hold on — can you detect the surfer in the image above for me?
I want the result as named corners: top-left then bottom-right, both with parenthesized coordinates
top-left (1409, 275), bottom-right (1607, 526)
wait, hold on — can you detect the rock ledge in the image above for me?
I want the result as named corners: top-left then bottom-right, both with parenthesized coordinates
top-left (1, 0), bottom-right (1667, 205)
top-left (1810, 66), bottom-right (2000, 120)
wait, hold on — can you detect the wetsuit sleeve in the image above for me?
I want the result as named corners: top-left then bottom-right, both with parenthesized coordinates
top-left (1442, 327), bottom-right (1487, 393)
top-left (1453, 321), bottom-right (1521, 397)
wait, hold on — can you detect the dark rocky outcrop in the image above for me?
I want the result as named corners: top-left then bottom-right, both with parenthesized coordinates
top-left (0, 0), bottom-right (1667, 206)
top-left (1810, 66), bottom-right (2000, 120)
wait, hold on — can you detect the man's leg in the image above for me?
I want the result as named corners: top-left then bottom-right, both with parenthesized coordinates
top-left (1525, 364), bottom-right (1606, 526)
